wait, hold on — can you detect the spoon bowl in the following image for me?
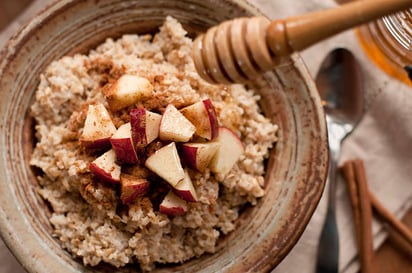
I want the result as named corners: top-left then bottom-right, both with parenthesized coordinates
top-left (317, 49), bottom-right (364, 130)
top-left (315, 48), bottom-right (364, 273)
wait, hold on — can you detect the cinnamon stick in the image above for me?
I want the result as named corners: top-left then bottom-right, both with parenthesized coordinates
top-left (341, 160), bottom-right (376, 273)
top-left (368, 190), bottom-right (412, 248)
top-left (341, 161), bottom-right (362, 250)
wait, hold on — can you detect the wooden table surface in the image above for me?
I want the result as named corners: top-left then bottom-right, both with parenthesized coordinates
top-left (0, 1), bottom-right (411, 272)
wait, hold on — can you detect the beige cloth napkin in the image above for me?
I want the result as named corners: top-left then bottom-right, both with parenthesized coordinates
top-left (1, 1), bottom-right (412, 273)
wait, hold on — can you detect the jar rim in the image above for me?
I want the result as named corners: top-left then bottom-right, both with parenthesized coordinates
top-left (382, 9), bottom-right (412, 51)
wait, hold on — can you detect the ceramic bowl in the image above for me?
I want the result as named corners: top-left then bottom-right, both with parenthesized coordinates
top-left (0, 0), bottom-right (328, 272)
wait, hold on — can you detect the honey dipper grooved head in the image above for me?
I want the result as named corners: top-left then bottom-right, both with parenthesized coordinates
top-left (192, 16), bottom-right (277, 84)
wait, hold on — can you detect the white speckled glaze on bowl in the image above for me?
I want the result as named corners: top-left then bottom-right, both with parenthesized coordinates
top-left (0, 0), bottom-right (328, 272)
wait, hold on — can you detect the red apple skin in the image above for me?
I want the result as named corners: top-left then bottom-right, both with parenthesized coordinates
top-left (173, 170), bottom-right (198, 202)
top-left (202, 99), bottom-right (219, 140)
top-left (120, 174), bottom-right (150, 204)
top-left (110, 138), bottom-right (138, 164)
top-left (180, 142), bottom-right (219, 172)
top-left (180, 99), bottom-right (219, 140)
top-left (180, 144), bottom-right (197, 170)
top-left (110, 123), bottom-right (138, 164)
top-left (130, 108), bottom-right (147, 147)
top-left (89, 162), bottom-right (121, 184)
top-left (159, 191), bottom-right (188, 216)
top-left (80, 138), bottom-right (112, 151)
top-left (89, 162), bottom-right (116, 184)
top-left (130, 108), bottom-right (161, 148)
top-left (89, 150), bottom-right (121, 184)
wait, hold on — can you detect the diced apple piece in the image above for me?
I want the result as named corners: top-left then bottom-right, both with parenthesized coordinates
top-left (80, 103), bottom-right (116, 149)
top-left (173, 170), bottom-right (198, 202)
top-left (130, 108), bottom-right (162, 147)
top-left (159, 104), bottom-right (196, 142)
top-left (120, 174), bottom-right (150, 204)
top-left (145, 142), bottom-right (185, 187)
top-left (181, 142), bottom-right (220, 172)
top-left (209, 127), bottom-right (244, 176)
top-left (89, 149), bottom-right (121, 183)
top-left (159, 191), bottom-right (188, 216)
top-left (180, 98), bottom-right (219, 140)
top-left (104, 74), bottom-right (153, 111)
top-left (110, 122), bottom-right (138, 164)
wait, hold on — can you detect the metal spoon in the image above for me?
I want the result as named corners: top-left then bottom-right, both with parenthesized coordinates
top-left (315, 48), bottom-right (364, 273)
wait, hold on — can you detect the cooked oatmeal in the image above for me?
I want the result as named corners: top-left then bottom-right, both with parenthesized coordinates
top-left (30, 16), bottom-right (278, 271)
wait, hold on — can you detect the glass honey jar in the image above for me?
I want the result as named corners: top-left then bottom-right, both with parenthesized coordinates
top-left (356, 9), bottom-right (412, 86)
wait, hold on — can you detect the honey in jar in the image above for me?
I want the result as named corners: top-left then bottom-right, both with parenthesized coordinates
top-left (356, 9), bottom-right (412, 86)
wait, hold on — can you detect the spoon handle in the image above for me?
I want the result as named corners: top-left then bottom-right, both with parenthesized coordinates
top-left (267, 0), bottom-right (412, 56)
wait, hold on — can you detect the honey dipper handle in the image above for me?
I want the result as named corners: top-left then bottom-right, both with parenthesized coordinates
top-left (267, 0), bottom-right (412, 56)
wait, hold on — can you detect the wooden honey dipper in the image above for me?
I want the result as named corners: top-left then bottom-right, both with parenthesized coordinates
top-left (192, 0), bottom-right (412, 84)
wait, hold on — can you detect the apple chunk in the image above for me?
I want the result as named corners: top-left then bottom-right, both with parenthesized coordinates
top-left (180, 98), bottom-right (219, 140)
top-left (80, 103), bottom-right (116, 149)
top-left (89, 149), bottom-right (121, 183)
top-left (110, 122), bottom-right (138, 164)
top-left (145, 142), bottom-right (185, 187)
top-left (103, 74), bottom-right (153, 111)
top-left (181, 142), bottom-right (220, 172)
top-left (209, 127), bottom-right (244, 176)
top-left (130, 108), bottom-right (161, 147)
top-left (159, 191), bottom-right (188, 216)
top-left (159, 104), bottom-right (196, 142)
top-left (173, 170), bottom-right (198, 202)
top-left (120, 174), bottom-right (150, 205)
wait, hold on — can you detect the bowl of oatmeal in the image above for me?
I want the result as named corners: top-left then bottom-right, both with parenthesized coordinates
top-left (0, 0), bottom-right (328, 272)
